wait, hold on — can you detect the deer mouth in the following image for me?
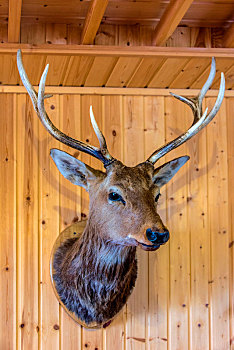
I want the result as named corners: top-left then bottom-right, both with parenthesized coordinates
top-left (138, 242), bottom-right (161, 251)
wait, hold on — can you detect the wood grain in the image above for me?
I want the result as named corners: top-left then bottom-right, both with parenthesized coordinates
top-left (0, 90), bottom-right (232, 350)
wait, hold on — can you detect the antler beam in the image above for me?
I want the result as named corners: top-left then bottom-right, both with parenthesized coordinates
top-left (17, 50), bottom-right (114, 166)
top-left (146, 57), bottom-right (225, 165)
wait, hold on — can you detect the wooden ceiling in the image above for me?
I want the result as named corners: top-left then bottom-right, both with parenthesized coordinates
top-left (0, 1), bottom-right (233, 26)
top-left (0, 0), bottom-right (233, 88)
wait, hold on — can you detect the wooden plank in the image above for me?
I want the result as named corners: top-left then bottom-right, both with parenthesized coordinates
top-left (0, 94), bottom-right (16, 350)
top-left (144, 96), bottom-right (168, 350)
top-left (0, 85), bottom-right (234, 97)
top-left (1, 44), bottom-right (234, 58)
top-left (127, 57), bottom-right (165, 88)
top-left (226, 98), bottom-right (234, 350)
top-left (170, 57), bottom-right (210, 89)
top-left (8, 0), bottom-right (22, 42)
top-left (103, 95), bottom-right (125, 350)
top-left (63, 56), bottom-right (94, 86)
top-left (80, 95), bottom-right (104, 349)
top-left (123, 96), bottom-right (148, 350)
top-left (190, 58), bottom-right (234, 90)
top-left (17, 94), bottom-right (39, 350)
top-left (206, 97), bottom-right (230, 350)
top-left (0, 54), bottom-right (20, 85)
top-left (187, 119), bottom-right (209, 349)
top-left (81, 0), bottom-right (109, 44)
top-left (39, 95), bottom-right (60, 349)
top-left (152, 0), bottom-right (194, 46)
top-left (106, 57), bottom-right (141, 87)
top-left (165, 27), bottom-right (191, 48)
top-left (165, 96), bottom-right (190, 350)
top-left (223, 24), bottom-right (234, 48)
top-left (45, 55), bottom-right (70, 86)
top-left (148, 57), bottom-right (189, 88)
top-left (21, 23), bottom-right (46, 45)
top-left (213, 64), bottom-right (234, 90)
top-left (84, 56), bottom-right (118, 87)
top-left (46, 24), bottom-right (67, 45)
top-left (59, 95), bottom-right (82, 350)
top-left (95, 24), bottom-right (117, 45)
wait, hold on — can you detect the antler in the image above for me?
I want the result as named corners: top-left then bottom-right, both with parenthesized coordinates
top-left (146, 57), bottom-right (225, 165)
top-left (17, 50), bottom-right (114, 167)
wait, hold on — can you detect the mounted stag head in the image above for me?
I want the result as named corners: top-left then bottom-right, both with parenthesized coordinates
top-left (17, 50), bottom-right (225, 328)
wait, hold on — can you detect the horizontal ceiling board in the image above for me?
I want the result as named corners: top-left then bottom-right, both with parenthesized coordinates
top-left (0, 44), bottom-right (233, 89)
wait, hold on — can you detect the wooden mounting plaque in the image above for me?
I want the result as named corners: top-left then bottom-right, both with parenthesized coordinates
top-left (50, 219), bottom-right (104, 329)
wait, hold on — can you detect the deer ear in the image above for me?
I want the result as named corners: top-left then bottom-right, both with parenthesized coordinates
top-left (50, 149), bottom-right (101, 190)
top-left (152, 156), bottom-right (190, 188)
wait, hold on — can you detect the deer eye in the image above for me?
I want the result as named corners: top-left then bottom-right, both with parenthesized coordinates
top-left (155, 193), bottom-right (161, 202)
top-left (109, 192), bottom-right (125, 205)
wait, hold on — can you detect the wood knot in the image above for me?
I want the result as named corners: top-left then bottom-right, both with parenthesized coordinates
top-left (53, 324), bottom-right (59, 330)
top-left (112, 130), bottom-right (117, 137)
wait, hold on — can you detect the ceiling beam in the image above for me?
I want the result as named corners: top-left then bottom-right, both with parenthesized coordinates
top-left (8, 0), bottom-right (22, 43)
top-left (152, 0), bottom-right (194, 46)
top-left (81, 0), bottom-right (109, 44)
top-left (223, 24), bottom-right (234, 48)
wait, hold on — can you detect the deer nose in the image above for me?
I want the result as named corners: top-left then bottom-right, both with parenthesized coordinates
top-left (146, 228), bottom-right (169, 245)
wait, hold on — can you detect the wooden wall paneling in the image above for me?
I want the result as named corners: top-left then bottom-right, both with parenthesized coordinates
top-left (165, 27), bottom-right (191, 48)
top-left (206, 97), bottom-right (230, 350)
top-left (123, 95), bottom-right (148, 350)
top-left (105, 57), bottom-right (142, 87)
top-left (8, 0), bottom-right (22, 43)
top-left (127, 57), bottom-right (165, 88)
top-left (170, 57), bottom-right (210, 89)
top-left (39, 95), bottom-right (60, 349)
top-left (81, 95), bottom-right (104, 350)
top-left (226, 98), bottom-right (233, 349)
top-left (187, 120), bottom-right (209, 348)
top-left (84, 56), bottom-right (118, 87)
top-left (67, 25), bottom-right (82, 45)
top-left (21, 23), bottom-right (46, 45)
top-left (148, 57), bottom-right (189, 88)
top-left (103, 95), bottom-right (125, 350)
top-left (165, 96), bottom-right (190, 350)
top-left (95, 24), bottom-right (118, 46)
top-left (17, 94), bottom-right (39, 350)
top-left (0, 23), bottom-right (8, 43)
top-left (45, 24), bottom-right (67, 45)
top-left (118, 25), bottom-right (141, 46)
top-left (144, 96), bottom-right (168, 350)
top-left (0, 94), bottom-right (16, 350)
top-left (63, 56), bottom-right (94, 86)
top-left (59, 94), bottom-right (82, 350)
top-left (139, 25), bottom-right (154, 46)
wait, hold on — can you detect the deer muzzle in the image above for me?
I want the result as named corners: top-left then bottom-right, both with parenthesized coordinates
top-left (146, 228), bottom-right (170, 245)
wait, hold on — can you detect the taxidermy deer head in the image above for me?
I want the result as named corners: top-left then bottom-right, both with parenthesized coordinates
top-left (17, 50), bottom-right (225, 328)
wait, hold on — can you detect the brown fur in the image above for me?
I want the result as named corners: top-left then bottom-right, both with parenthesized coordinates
top-left (51, 157), bottom-right (188, 327)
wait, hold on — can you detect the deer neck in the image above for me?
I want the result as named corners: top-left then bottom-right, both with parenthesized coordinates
top-left (65, 218), bottom-right (137, 280)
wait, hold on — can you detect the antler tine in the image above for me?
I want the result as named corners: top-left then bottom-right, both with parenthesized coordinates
top-left (17, 49), bottom-right (114, 166)
top-left (146, 58), bottom-right (225, 165)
